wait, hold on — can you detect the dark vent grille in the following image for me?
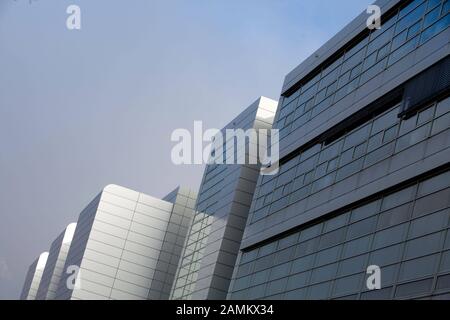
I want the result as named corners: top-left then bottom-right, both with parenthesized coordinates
top-left (400, 56), bottom-right (450, 118)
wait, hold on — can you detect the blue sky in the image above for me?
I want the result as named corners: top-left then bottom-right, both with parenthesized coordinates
top-left (0, 0), bottom-right (372, 299)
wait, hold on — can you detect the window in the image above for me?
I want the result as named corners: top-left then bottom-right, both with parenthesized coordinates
top-left (404, 232), bottom-right (443, 259)
top-left (373, 223), bottom-right (408, 249)
top-left (395, 278), bottom-right (433, 298)
top-left (353, 142), bottom-right (367, 159)
top-left (336, 158), bottom-right (364, 181)
top-left (299, 224), bottom-right (323, 241)
top-left (346, 216), bottom-right (377, 239)
top-left (396, 2), bottom-right (427, 34)
top-left (315, 246), bottom-right (342, 267)
top-left (436, 274), bottom-right (450, 291)
top-left (363, 51), bottom-right (377, 71)
top-left (350, 200), bottom-right (380, 223)
top-left (381, 186), bottom-right (416, 210)
top-left (408, 20), bottom-right (422, 38)
top-left (372, 107), bottom-right (399, 134)
top-left (344, 124), bottom-right (371, 150)
top-left (254, 255), bottom-right (274, 272)
top-left (377, 203), bottom-right (413, 229)
top-left (236, 262), bottom-right (253, 278)
top-left (258, 242), bottom-right (277, 257)
top-left (341, 49), bottom-right (365, 74)
top-left (380, 264), bottom-right (400, 287)
top-left (265, 278), bottom-right (288, 296)
top-left (291, 254), bottom-right (315, 274)
top-left (399, 115), bottom-right (418, 137)
top-left (360, 287), bottom-right (392, 300)
top-left (327, 157), bottom-right (339, 172)
top-left (278, 233), bottom-right (299, 250)
top-left (252, 269), bottom-right (271, 286)
top-left (439, 250), bottom-right (450, 273)
top-left (383, 125), bottom-right (398, 143)
top-left (412, 189), bottom-right (450, 218)
top-left (342, 235), bottom-right (372, 259)
top-left (420, 14), bottom-right (450, 44)
top-left (367, 26), bottom-right (394, 55)
top-left (432, 112), bottom-right (450, 135)
top-left (369, 243), bottom-right (404, 266)
top-left (287, 271), bottom-right (311, 291)
top-left (295, 237), bottom-right (319, 258)
top-left (247, 284), bottom-right (266, 299)
top-left (233, 275), bottom-right (251, 291)
top-left (276, 247), bottom-right (295, 264)
top-left (324, 213), bottom-right (349, 233)
top-left (445, 232), bottom-right (450, 250)
top-left (333, 273), bottom-right (363, 297)
top-left (285, 287), bottom-right (307, 299)
top-left (396, 123), bottom-right (431, 151)
top-left (312, 173), bottom-right (335, 192)
top-left (435, 96), bottom-right (450, 117)
top-left (360, 57), bottom-right (387, 84)
top-left (408, 209), bottom-right (449, 238)
top-left (398, 254), bottom-right (439, 281)
top-left (388, 35), bottom-right (419, 66)
top-left (392, 29), bottom-right (408, 50)
top-left (269, 262), bottom-right (291, 281)
top-left (310, 263), bottom-right (338, 283)
top-left (318, 228), bottom-right (345, 250)
top-left (338, 254), bottom-right (368, 277)
top-left (399, 0), bottom-right (425, 19)
top-left (307, 282), bottom-right (331, 300)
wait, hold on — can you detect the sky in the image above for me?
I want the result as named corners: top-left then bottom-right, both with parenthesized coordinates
top-left (0, 0), bottom-right (372, 299)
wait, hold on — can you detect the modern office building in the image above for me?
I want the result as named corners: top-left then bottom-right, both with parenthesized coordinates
top-left (170, 96), bottom-right (278, 300)
top-left (54, 185), bottom-right (197, 300)
top-left (228, 0), bottom-right (450, 300)
top-left (20, 252), bottom-right (49, 300)
top-left (35, 223), bottom-right (77, 300)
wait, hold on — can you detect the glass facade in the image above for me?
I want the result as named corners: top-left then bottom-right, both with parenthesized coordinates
top-left (276, 0), bottom-right (449, 143)
top-left (230, 168), bottom-right (450, 300)
top-left (170, 210), bottom-right (214, 299)
top-left (231, 0), bottom-right (449, 300)
top-left (251, 95), bottom-right (450, 224)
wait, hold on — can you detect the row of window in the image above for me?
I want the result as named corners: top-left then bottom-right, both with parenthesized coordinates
top-left (170, 211), bottom-right (213, 299)
top-left (250, 95), bottom-right (450, 223)
top-left (276, 0), bottom-right (449, 143)
top-left (230, 169), bottom-right (450, 299)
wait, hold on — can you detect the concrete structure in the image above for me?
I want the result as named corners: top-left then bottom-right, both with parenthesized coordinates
top-left (20, 252), bottom-right (49, 300)
top-left (170, 96), bottom-right (278, 300)
top-left (228, 0), bottom-right (450, 300)
top-left (54, 185), bottom-right (197, 300)
top-left (36, 223), bottom-right (77, 300)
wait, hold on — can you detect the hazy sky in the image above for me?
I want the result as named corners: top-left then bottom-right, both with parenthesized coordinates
top-left (0, 0), bottom-right (371, 299)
